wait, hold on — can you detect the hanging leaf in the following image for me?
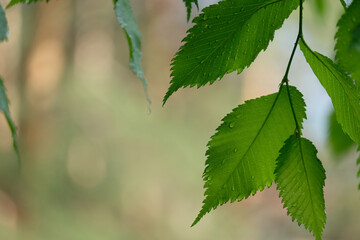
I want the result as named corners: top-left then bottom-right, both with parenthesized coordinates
top-left (0, 4), bottom-right (20, 162)
top-left (275, 135), bottom-right (326, 240)
top-left (0, 77), bottom-right (20, 162)
top-left (0, 3), bottom-right (8, 41)
top-left (335, 0), bottom-right (360, 86)
top-left (192, 85), bottom-right (306, 226)
top-left (183, 0), bottom-right (199, 22)
top-left (328, 110), bottom-right (354, 155)
top-left (7, 0), bottom-right (50, 8)
top-left (163, 0), bottom-right (300, 104)
top-left (300, 38), bottom-right (360, 147)
top-left (340, 0), bottom-right (347, 9)
top-left (114, 0), bottom-right (151, 111)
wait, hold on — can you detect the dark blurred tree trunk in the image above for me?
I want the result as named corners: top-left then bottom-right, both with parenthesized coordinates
top-left (17, 1), bottom-right (72, 161)
top-left (16, 5), bottom-right (38, 155)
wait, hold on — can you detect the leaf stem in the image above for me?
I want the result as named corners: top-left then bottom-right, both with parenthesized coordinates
top-left (285, 81), bottom-right (302, 136)
top-left (282, 0), bottom-right (303, 82)
top-left (281, 0), bottom-right (304, 136)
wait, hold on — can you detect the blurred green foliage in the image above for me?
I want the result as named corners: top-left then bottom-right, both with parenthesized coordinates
top-left (328, 111), bottom-right (354, 155)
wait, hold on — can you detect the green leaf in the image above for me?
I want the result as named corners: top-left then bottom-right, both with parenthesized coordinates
top-left (0, 77), bottom-right (20, 163)
top-left (163, 0), bottom-right (300, 104)
top-left (328, 110), bottom-right (354, 155)
top-left (114, 0), bottom-right (151, 111)
top-left (7, 0), bottom-right (49, 8)
top-left (0, 3), bottom-right (8, 41)
top-left (183, 0), bottom-right (199, 22)
top-left (335, 0), bottom-right (360, 86)
top-left (340, 0), bottom-right (347, 9)
top-left (0, 5), bottom-right (19, 162)
top-left (300, 38), bottom-right (360, 146)
top-left (351, 23), bottom-right (360, 52)
top-left (275, 135), bottom-right (326, 240)
top-left (192, 85), bottom-right (306, 226)
top-left (351, 23), bottom-right (360, 50)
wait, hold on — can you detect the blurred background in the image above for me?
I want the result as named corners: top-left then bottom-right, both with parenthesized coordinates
top-left (0, 0), bottom-right (359, 239)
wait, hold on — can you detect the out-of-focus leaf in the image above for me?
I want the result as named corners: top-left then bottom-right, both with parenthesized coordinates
top-left (0, 4), bottom-right (20, 163)
top-left (335, 0), bottom-right (360, 86)
top-left (340, 0), bottom-right (347, 9)
top-left (351, 23), bottom-right (360, 51)
top-left (114, 0), bottom-right (151, 111)
top-left (0, 77), bottom-right (20, 163)
top-left (313, 0), bottom-right (325, 16)
top-left (7, 0), bottom-right (50, 8)
top-left (328, 110), bottom-right (354, 155)
top-left (0, 3), bottom-right (8, 41)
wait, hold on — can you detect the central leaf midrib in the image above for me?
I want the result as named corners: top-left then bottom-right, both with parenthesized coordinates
top-left (297, 138), bottom-right (321, 232)
top-left (212, 86), bottom-right (285, 196)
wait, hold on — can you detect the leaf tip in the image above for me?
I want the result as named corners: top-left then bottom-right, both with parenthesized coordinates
top-left (5, 3), bottom-right (14, 9)
top-left (191, 208), bottom-right (206, 227)
top-left (190, 219), bottom-right (198, 227)
top-left (162, 89), bottom-right (173, 106)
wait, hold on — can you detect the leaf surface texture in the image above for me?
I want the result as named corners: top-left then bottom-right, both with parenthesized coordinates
top-left (300, 38), bottom-right (360, 146)
top-left (164, 0), bottom-right (300, 103)
top-left (193, 86), bottom-right (306, 226)
top-left (183, 0), bottom-right (199, 21)
top-left (275, 136), bottom-right (326, 240)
